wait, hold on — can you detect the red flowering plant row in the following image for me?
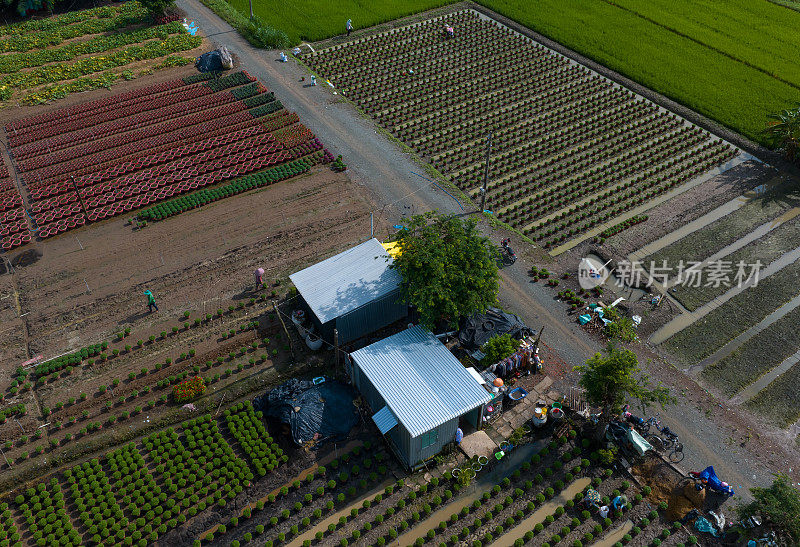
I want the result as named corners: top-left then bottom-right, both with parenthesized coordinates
top-left (26, 107), bottom-right (288, 213)
top-left (9, 85), bottom-right (213, 149)
top-left (5, 74), bottom-right (209, 135)
top-left (26, 93), bottom-right (277, 186)
top-left (4, 72), bottom-right (331, 249)
top-left (15, 88), bottom-right (241, 163)
top-left (23, 92), bottom-right (280, 196)
top-left (19, 94), bottom-right (267, 174)
top-left (173, 376), bottom-right (206, 403)
top-left (26, 111), bottom-right (277, 203)
top-left (35, 146), bottom-right (314, 239)
top-left (0, 190), bottom-right (22, 212)
top-left (9, 72), bottom-right (246, 153)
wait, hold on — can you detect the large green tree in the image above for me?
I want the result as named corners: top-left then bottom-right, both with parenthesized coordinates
top-left (390, 212), bottom-right (499, 330)
top-left (739, 473), bottom-right (800, 542)
top-left (574, 343), bottom-right (673, 434)
top-left (764, 105), bottom-right (800, 165)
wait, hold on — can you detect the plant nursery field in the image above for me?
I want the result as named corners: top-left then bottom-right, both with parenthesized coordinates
top-left (304, 11), bottom-right (739, 251)
top-left (0, 405), bottom-right (697, 547)
top-left (235, 0), bottom-right (800, 145)
top-left (0, 69), bottom-right (340, 252)
top-left (636, 181), bottom-right (800, 425)
top-left (0, 1), bottom-right (203, 106)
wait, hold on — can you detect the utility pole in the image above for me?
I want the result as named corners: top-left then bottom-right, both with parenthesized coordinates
top-left (480, 132), bottom-right (492, 214)
top-left (248, 0), bottom-right (253, 20)
top-left (70, 176), bottom-right (88, 220)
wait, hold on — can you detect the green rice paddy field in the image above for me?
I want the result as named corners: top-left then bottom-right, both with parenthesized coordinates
top-left (225, 0), bottom-right (800, 146)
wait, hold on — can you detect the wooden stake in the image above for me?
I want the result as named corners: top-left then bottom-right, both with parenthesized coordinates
top-left (273, 300), bottom-right (295, 361)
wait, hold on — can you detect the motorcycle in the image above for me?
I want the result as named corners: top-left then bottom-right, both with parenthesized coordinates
top-left (688, 466), bottom-right (734, 497)
top-left (500, 238), bottom-right (517, 264)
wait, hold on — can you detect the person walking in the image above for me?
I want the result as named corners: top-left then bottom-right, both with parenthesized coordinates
top-left (144, 290), bottom-right (158, 313)
top-left (254, 267), bottom-right (264, 291)
top-left (346, 19), bottom-right (353, 36)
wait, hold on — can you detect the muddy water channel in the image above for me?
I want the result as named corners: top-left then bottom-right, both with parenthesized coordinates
top-left (394, 440), bottom-right (547, 545)
top-left (592, 519), bottom-right (633, 547)
top-left (492, 477), bottom-right (591, 547)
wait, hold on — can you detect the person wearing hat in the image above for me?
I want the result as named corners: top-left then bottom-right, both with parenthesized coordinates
top-left (254, 268), bottom-right (265, 291)
top-left (144, 290), bottom-right (158, 313)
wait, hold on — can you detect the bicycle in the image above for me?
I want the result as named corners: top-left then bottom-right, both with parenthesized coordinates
top-left (622, 406), bottom-right (683, 459)
top-left (645, 416), bottom-right (684, 461)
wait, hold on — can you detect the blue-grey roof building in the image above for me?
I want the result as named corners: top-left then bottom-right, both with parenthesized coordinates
top-left (348, 325), bottom-right (491, 469)
top-left (289, 238), bottom-right (407, 344)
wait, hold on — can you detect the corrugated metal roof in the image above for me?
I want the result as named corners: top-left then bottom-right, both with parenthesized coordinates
top-left (372, 405), bottom-right (399, 435)
top-left (289, 238), bottom-right (402, 324)
top-left (351, 326), bottom-right (492, 438)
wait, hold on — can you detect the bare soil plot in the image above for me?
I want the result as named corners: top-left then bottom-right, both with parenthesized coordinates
top-left (9, 168), bottom-right (372, 356)
top-left (0, 167), bottom-right (378, 468)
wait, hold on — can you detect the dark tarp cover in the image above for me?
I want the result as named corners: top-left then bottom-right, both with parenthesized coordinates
top-left (254, 379), bottom-right (358, 446)
top-left (458, 307), bottom-right (532, 350)
top-left (195, 50), bottom-right (223, 73)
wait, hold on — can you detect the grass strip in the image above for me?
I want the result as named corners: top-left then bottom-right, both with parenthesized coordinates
top-left (196, 0), bottom-right (289, 48)
top-left (663, 257), bottom-right (800, 363)
top-left (672, 212), bottom-right (800, 310)
top-left (702, 302), bottom-right (800, 396)
top-left (645, 184), bottom-right (794, 274)
top-left (745, 360), bottom-right (800, 427)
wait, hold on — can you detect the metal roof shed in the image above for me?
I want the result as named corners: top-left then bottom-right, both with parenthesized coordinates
top-left (349, 325), bottom-right (491, 469)
top-left (289, 238), bottom-right (407, 344)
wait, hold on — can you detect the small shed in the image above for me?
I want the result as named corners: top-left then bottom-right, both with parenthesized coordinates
top-left (289, 238), bottom-right (407, 344)
top-left (349, 325), bottom-right (491, 469)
